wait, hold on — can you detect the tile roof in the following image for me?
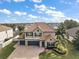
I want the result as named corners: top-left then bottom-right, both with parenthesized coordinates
top-left (24, 22), bottom-right (54, 32)
top-left (0, 25), bottom-right (12, 32)
top-left (67, 26), bottom-right (79, 37)
top-left (41, 34), bottom-right (55, 41)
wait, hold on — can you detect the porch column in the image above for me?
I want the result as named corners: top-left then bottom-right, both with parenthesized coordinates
top-left (25, 40), bottom-right (28, 46)
top-left (45, 41), bottom-right (47, 48)
top-left (25, 33), bottom-right (26, 39)
top-left (40, 41), bottom-right (42, 47)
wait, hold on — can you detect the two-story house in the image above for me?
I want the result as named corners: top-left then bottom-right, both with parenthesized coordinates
top-left (19, 22), bottom-right (56, 47)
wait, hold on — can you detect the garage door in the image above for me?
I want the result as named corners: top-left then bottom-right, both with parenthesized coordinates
top-left (20, 40), bottom-right (25, 45)
top-left (28, 41), bottom-right (39, 46)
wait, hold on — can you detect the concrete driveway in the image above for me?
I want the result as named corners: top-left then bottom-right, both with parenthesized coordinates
top-left (8, 46), bottom-right (44, 59)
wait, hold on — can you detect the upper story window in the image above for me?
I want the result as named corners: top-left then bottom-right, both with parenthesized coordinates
top-left (26, 32), bottom-right (33, 36)
top-left (35, 33), bottom-right (42, 36)
top-left (34, 29), bottom-right (42, 36)
top-left (37, 29), bottom-right (39, 32)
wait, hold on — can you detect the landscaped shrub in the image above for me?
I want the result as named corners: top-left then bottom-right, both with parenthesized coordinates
top-left (53, 41), bottom-right (68, 55)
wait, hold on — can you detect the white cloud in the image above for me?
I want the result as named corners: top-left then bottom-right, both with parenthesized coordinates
top-left (13, 0), bottom-right (25, 2)
top-left (50, 7), bottom-right (56, 10)
top-left (14, 11), bottom-right (27, 16)
top-left (34, 4), bottom-right (66, 22)
top-left (28, 14), bottom-right (37, 18)
top-left (46, 10), bottom-right (65, 17)
top-left (32, 0), bottom-right (42, 3)
top-left (34, 4), bottom-right (65, 18)
top-left (34, 4), bottom-right (47, 11)
top-left (0, 9), bottom-right (12, 15)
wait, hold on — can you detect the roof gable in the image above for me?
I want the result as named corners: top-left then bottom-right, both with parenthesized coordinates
top-left (24, 22), bottom-right (54, 32)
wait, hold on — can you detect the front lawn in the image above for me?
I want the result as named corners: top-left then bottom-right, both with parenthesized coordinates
top-left (40, 43), bottom-right (79, 59)
top-left (0, 42), bottom-right (16, 59)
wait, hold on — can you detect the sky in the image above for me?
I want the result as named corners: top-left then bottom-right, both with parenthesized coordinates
top-left (0, 0), bottom-right (79, 23)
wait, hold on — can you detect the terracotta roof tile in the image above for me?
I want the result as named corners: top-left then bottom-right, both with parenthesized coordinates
top-left (41, 34), bottom-right (55, 40)
top-left (24, 22), bottom-right (54, 32)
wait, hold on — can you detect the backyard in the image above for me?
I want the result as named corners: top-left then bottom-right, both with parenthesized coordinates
top-left (0, 42), bottom-right (16, 59)
top-left (39, 42), bottom-right (79, 59)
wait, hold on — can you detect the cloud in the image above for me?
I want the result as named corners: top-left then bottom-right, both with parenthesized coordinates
top-left (13, 0), bottom-right (25, 2)
top-left (46, 10), bottom-right (65, 17)
top-left (14, 11), bottom-right (27, 16)
top-left (0, 9), bottom-right (12, 15)
top-left (34, 4), bottom-right (65, 18)
top-left (34, 4), bottom-right (67, 22)
top-left (34, 4), bottom-right (47, 11)
top-left (28, 14), bottom-right (37, 18)
top-left (50, 7), bottom-right (56, 10)
top-left (32, 0), bottom-right (42, 3)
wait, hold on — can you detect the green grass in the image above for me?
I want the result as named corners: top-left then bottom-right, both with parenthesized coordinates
top-left (0, 42), bottom-right (16, 59)
top-left (40, 43), bottom-right (79, 59)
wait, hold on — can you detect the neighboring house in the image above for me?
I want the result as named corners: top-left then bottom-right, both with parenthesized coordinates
top-left (19, 22), bottom-right (56, 47)
top-left (67, 27), bottom-right (79, 42)
top-left (0, 25), bottom-right (13, 48)
top-left (14, 26), bottom-right (19, 36)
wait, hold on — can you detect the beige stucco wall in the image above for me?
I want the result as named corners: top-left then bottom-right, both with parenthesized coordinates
top-left (7, 29), bottom-right (13, 38)
top-left (0, 31), bottom-right (7, 44)
top-left (0, 29), bottom-right (13, 44)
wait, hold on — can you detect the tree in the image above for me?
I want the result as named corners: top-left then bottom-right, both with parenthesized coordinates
top-left (64, 20), bottom-right (79, 29)
top-left (55, 23), bottom-right (68, 54)
top-left (18, 25), bottom-right (25, 35)
top-left (55, 23), bottom-right (68, 46)
top-left (73, 30), bottom-right (79, 50)
top-left (18, 25), bottom-right (25, 31)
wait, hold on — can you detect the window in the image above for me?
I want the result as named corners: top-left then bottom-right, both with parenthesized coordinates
top-left (26, 32), bottom-right (33, 36)
top-left (50, 39), bottom-right (52, 41)
top-left (47, 42), bottom-right (53, 47)
top-left (37, 30), bottom-right (39, 32)
top-left (35, 33), bottom-right (42, 36)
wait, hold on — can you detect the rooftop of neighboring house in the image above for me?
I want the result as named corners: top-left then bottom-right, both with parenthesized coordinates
top-left (67, 26), bottom-right (79, 37)
top-left (24, 22), bottom-right (55, 32)
top-left (0, 25), bottom-right (12, 32)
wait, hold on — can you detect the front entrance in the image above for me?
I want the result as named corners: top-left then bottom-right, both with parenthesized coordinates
top-left (28, 41), bottom-right (39, 46)
top-left (42, 41), bottom-right (45, 47)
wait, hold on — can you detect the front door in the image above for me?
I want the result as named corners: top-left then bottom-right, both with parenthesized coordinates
top-left (42, 41), bottom-right (45, 47)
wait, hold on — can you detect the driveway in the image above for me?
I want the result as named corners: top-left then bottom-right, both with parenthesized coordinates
top-left (8, 45), bottom-right (44, 59)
